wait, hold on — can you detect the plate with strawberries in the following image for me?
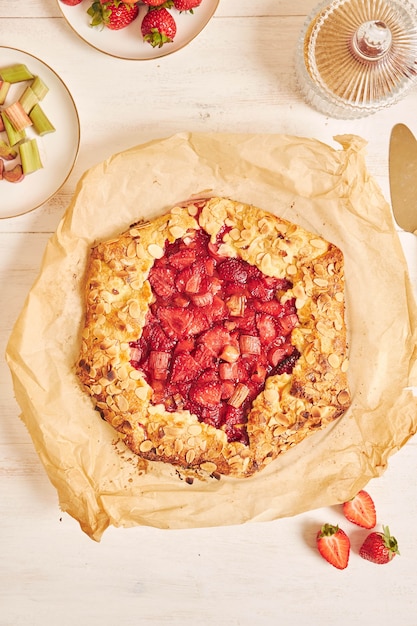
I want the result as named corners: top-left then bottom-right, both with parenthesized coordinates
top-left (57, 0), bottom-right (219, 60)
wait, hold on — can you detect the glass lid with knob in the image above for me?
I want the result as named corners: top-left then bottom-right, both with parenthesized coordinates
top-left (296, 0), bottom-right (417, 119)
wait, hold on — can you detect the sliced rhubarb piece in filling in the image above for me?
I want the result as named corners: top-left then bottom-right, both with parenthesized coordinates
top-left (130, 227), bottom-right (300, 445)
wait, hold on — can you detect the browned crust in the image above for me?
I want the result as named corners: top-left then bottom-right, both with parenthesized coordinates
top-left (76, 197), bottom-right (351, 478)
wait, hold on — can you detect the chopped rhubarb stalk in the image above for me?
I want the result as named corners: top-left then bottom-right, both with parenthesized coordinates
top-left (19, 86), bottom-right (39, 114)
top-left (239, 334), bottom-right (261, 355)
top-left (19, 139), bottom-right (43, 175)
top-left (149, 350), bottom-right (170, 380)
top-left (129, 345), bottom-right (142, 364)
top-left (0, 63), bottom-right (34, 83)
top-left (219, 344), bottom-right (240, 363)
top-left (0, 139), bottom-right (17, 161)
top-left (4, 101), bottom-right (33, 132)
top-left (228, 383), bottom-right (250, 408)
top-left (226, 294), bottom-right (246, 316)
top-left (29, 103), bottom-right (55, 135)
top-left (30, 75), bottom-right (49, 101)
top-left (0, 80), bottom-right (11, 105)
top-left (130, 228), bottom-right (300, 444)
top-left (1, 112), bottom-right (26, 146)
top-left (219, 361), bottom-right (238, 380)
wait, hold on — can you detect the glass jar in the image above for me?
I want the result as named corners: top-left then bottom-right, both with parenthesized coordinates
top-left (295, 0), bottom-right (417, 119)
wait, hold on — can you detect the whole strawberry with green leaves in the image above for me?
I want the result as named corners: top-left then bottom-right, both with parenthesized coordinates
top-left (141, 7), bottom-right (177, 47)
top-left (87, 0), bottom-right (139, 30)
top-left (173, 0), bottom-right (202, 12)
top-left (359, 525), bottom-right (400, 565)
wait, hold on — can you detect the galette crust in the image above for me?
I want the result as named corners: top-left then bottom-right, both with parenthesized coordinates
top-left (76, 197), bottom-right (351, 478)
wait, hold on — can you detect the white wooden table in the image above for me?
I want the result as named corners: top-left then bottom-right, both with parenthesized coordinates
top-left (1, 2), bottom-right (417, 624)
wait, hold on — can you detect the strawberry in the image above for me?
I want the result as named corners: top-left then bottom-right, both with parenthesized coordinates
top-left (170, 352), bottom-right (201, 383)
top-left (141, 7), bottom-right (177, 48)
top-left (168, 247), bottom-right (197, 269)
top-left (279, 313), bottom-right (299, 335)
top-left (148, 267), bottom-right (176, 298)
top-left (198, 325), bottom-right (233, 357)
top-left (157, 306), bottom-right (193, 339)
top-left (87, 0), bottom-right (139, 30)
top-left (188, 308), bottom-right (209, 335)
top-left (247, 278), bottom-right (274, 301)
top-left (359, 526), bottom-right (400, 564)
top-left (253, 299), bottom-right (284, 316)
top-left (217, 258), bottom-right (249, 283)
top-left (60, 0), bottom-right (83, 5)
top-left (316, 524), bottom-right (350, 570)
top-left (256, 313), bottom-right (280, 344)
top-left (190, 381), bottom-right (222, 407)
top-left (173, 0), bottom-right (202, 12)
top-left (342, 490), bottom-right (377, 529)
top-left (142, 0), bottom-right (169, 6)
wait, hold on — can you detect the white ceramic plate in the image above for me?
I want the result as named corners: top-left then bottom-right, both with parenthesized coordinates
top-left (57, 0), bottom-right (219, 60)
top-left (0, 47), bottom-right (80, 219)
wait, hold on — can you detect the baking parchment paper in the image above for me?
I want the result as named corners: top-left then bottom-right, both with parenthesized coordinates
top-left (6, 132), bottom-right (417, 541)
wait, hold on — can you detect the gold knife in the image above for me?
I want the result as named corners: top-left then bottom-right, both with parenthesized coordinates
top-left (389, 124), bottom-right (417, 235)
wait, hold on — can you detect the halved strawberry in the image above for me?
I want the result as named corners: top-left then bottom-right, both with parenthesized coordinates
top-left (316, 524), bottom-right (350, 570)
top-left (342, 490), bottom-right (377, 529)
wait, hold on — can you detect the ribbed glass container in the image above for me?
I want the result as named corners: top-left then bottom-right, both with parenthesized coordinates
top-left (295, 0), bottom-right (417, 119)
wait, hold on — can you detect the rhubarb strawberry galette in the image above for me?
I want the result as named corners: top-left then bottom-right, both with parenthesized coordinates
top-left (76, 197), bottom-right (351, 478)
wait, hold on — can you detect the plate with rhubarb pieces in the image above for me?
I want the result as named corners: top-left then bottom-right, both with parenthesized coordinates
top-left (57, 0), bottom-right (219, 61)
top-left (0, 47), bottom-right (80, 219)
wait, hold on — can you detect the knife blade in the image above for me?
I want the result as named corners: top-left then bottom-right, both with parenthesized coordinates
top-left (389, 123), bottom-right (417, 234)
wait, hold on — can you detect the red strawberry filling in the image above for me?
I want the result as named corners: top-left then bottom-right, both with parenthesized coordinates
top-left (130, 228), bottom-right (300, 444)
